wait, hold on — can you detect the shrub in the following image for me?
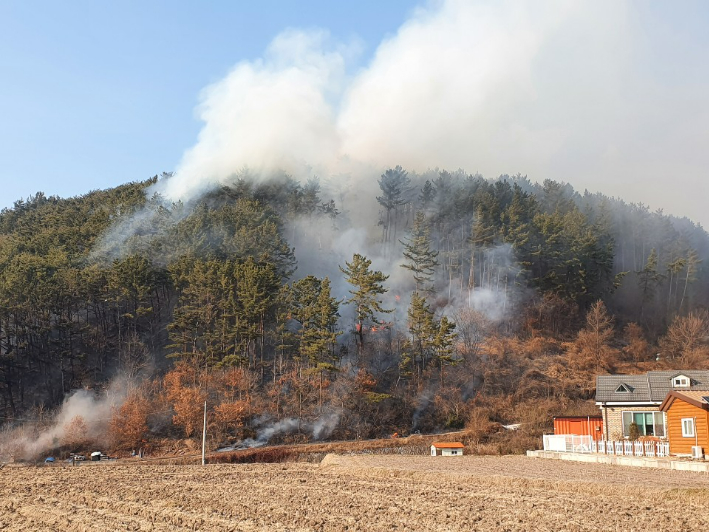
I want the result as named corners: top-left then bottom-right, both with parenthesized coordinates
top-left (628, 422), bottom-right (640, 441)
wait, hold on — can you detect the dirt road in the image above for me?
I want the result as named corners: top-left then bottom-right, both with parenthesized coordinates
top-left (0, 455), bottom-right (706, 531)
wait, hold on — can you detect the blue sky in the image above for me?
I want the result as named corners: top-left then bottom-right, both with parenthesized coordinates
top-left (0, 1), bottom-right (414, 205)
top-left (0, 1), bottom-right (707, 226)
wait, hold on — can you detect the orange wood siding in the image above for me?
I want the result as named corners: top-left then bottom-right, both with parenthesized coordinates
top-left (666, 398), bottom-right (709, 455)
top-left (554, 417), bottom-right (604, 437)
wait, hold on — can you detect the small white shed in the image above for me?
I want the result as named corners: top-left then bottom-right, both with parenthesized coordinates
top-left (430, 442), bottom-right (465, 456)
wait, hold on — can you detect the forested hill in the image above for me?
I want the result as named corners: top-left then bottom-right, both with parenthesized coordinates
top-left (0, 170), bottom-right (707, 454)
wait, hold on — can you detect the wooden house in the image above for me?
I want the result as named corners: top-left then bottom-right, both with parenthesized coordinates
top-left (430, 442), bottom-right (464, 456)
top-left (595, 370), bottom-right (709, 440)
top-left (659, 390), bottom-right (709, 457)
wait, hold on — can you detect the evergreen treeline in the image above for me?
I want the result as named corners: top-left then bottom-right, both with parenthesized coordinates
top-left (0, 170), bottom-right (707, 453)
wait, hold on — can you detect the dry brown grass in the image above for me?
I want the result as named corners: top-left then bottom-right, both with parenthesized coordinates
top-left (207, 432), bottom-right (462, 464)
top-left (0, 454), bottom-right (706, 531)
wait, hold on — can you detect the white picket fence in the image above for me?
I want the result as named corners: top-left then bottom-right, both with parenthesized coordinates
top-left (543, 434), bottom-right (669, 458)
top-left (591, 439), bottom-right (669, 458)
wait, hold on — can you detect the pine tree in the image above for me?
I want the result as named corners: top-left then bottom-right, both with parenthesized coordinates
top-left (400, 212), bottom-right (439, 293)
top-left (418, 180), bottom-right (436, 213)
top-left (289, 276), bottom-right (341, 366)
top-left (502, 184), bottom-right (537, 259)
top-left (301, 177), bottom-right (321, 216)
top-left (407, 292), bottom-right (457, 383)
top-left (678, 249), bottom-right (699, 313)
top-left (433, 316), bottom-right (458, 383)
top-left (666, 256), bottom-right (686, 317)
top-left (636, 248), bottom-right (663, 325)
top-left (468, 205), bottom-right (497, 297)
top-left (407, 291), bottom-right (437, 376)
top-left (339, 254), bottom-right (391, 353)
top-left (398, 339), bottom-right (415, 384)
top-left (232, 258), bottom-right (280, 371)
top-left (377, 166), bottom-right (412, 250)
top-left (540, 179), bottom-right (576, 214)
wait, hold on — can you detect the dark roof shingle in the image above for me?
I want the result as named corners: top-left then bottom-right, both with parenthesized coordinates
top-left (596, 370), bottom-right (709, 403)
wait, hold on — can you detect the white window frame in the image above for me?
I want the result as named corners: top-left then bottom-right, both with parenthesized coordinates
top-left (673, 376), bottom-right (690, 388)
top-left (621, 411), bottom-right (666, 438)
top-left (681, 418), bottom-right (695, 438)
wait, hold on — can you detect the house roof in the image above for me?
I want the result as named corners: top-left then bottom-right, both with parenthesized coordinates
top-left (595, 370), bottom-right (709, 404)
top-left (431, 442), bottom-right (464, 448)
top-left (659, 390), bottom-right (710, 412)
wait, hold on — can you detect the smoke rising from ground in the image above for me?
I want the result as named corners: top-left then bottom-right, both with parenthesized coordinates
top-left (218, 411), bottom-right (342, 451)
top-left (0, 381), bottom-right (128, 461)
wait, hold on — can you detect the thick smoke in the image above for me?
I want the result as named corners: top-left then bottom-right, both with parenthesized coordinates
top-left (0, 381), bottom-right (128, 461)
top-left (155, 0), bottom-right (565, 204)
top-left (151, 30), bottom-right (352, 202)
top-left (145, 0), bottom-right (705, 224)
top-left (93, 0), bottom-right (706, 265)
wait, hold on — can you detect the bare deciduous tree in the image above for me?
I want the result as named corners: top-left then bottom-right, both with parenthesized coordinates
top-left (658, 311), bottom-right (709, 367)
top-left (568, 300), bottom-right (617, 371)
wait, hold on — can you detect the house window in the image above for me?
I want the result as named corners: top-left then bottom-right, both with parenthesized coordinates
top-left (673, 376), bottom-right (690, 388)
top-left (450, 450), bottom-right (458, 455)
top-left (681, 418), bottom-right (695, 438)
top-left (622, 411), bottom-right (665, 438)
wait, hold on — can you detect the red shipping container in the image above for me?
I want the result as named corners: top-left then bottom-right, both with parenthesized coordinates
top-left (554, 416), bottom-right (603, 438)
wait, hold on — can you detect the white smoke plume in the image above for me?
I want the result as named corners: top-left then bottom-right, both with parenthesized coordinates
top-left (255, 417), bottom-right (302, 443)
top-left (143, 0), bottom-right (707, 224)
top-left (311, 410), bottom-right (341, 440)
top-left (155, 0), bottom-right (567, 203)
top-left (0, 382), bottom-right (128, 461)
top-left (218, 410), bottom-right (343, 452)
top-left (152, 29), bottom-right (354, 202)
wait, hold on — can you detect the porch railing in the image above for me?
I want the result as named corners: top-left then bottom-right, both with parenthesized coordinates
top-left (591, 439), bottom-right (669, 457)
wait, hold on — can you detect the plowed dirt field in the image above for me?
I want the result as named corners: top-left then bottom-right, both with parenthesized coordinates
top-left (1, 455), bottom-right (707, 531)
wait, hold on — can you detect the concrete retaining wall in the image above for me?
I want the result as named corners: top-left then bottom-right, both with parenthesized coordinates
top-left (526, 450), bottom-right (709, 473)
